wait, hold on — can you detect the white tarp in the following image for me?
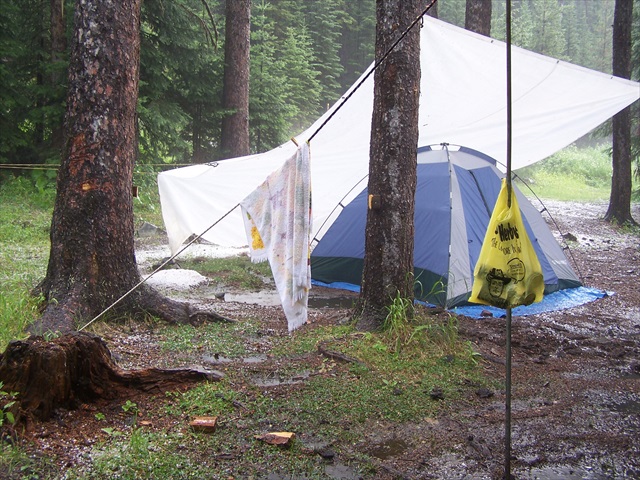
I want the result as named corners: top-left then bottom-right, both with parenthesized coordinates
top-left (158, 15), bottom-right (639, 253)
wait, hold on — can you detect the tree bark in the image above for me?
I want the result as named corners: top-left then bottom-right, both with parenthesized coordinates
top-left (220, 0), bottom-right (251, 159)
top-left (465, 0), bottom-right (492, 37)
top-left (30, 0), bottom-right (201, 335)
top-left (356, 0), bottom-right (421, 330)
top-left (0, 332), bottom-right (221, 422)
top-left (605, 0), bottom-right (636, 225)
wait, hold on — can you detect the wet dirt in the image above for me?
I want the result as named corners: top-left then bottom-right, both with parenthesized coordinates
top-left (10, 200), bottom-right (640, 479)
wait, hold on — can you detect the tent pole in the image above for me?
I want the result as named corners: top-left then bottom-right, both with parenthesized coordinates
top-left (505, 0), bottom-right (513, 478)
top-left (505, 308), bottom-right (512, 478)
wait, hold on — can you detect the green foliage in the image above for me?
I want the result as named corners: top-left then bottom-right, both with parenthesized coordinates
top-left (0, 177), bottom-right (53, 349)
top-left (0, 382), bottom-right (18, 427)
top-left (491, 0), bottom-right (615, 72)
top-left (0, 290), bottom-right (43, 351)
top-left (178, 254), bottom-right (273, 290)
top-left (250, 1), bottom-right (298, 151)
top-left (0, 443), bottom-right (56, 480)
top-left (139, 0), bottom-right (224, 163)
top-left (514, 145), bottom-right (618, 201)
top-left (158, 320), bottom-right (259, 358)
top-left (3, 0), bottom-right (629, 173)
top-left (0, 0), bottom-right (69, 169)
top-left (383, 290), bottom-right (414, 335)
top-left (164, 382), bottom-right (238, 417)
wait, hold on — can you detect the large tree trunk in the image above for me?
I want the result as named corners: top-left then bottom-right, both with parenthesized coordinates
top-left (30, 0), bottom-right (198, 335)
top-left (220, 0), bottom-right (251, 159)
top-left (465, 0), bottom-right (492, 36)
top-left (0, 332), bottom-right (221, 422)
top-left (356, 0), bottom-right (421, 330)
top-left (605, 0), bottom-right (636, 225)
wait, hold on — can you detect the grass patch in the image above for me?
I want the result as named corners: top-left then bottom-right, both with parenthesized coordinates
top-left (164, 381), bottom-right (240, 417)
top-left (157, 320), bottom-right (260, 357)
top-left (178, 255), bottom-right (273, 290)
top-left (67, 308), bottom-right (489, 478)
top-left (0, 444), bottom-right (57, 480)
top-left (514, 144), bottom-right (619, 201)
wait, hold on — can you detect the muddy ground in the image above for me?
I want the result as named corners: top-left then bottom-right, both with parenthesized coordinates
top-left (13, 201), bottom-right (640, 479)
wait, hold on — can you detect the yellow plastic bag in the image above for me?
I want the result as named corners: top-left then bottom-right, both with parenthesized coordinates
top-left (469, 179), bottom-right (544, 309)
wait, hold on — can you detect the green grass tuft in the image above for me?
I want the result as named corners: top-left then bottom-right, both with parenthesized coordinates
top-left (514, 144), bottom-right (622, 202)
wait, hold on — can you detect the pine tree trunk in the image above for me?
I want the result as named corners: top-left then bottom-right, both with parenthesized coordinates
top-left (220, 0), bottom-right (251, 159)
top-left (465, 0), bottom-right (492, 36)
top-left (356, 0), bottom-right (421, 330)
top-left (605, 0), bottom-right (636, 225)
top-left (30, 0), bottom-right (198, 334)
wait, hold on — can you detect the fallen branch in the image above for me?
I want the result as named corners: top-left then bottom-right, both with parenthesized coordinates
top-left (317, 340), bottom-right (365, 366)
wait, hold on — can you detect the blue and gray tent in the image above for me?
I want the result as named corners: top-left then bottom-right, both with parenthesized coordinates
top-left (310, 144), bottom-right (582, 309)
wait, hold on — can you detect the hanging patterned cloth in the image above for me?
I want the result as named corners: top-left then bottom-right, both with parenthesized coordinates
top-left (240, 142), bottom-right (312, 331)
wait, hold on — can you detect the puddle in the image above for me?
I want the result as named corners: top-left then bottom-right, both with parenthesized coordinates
top-left (251, 371), bottom-right (309, 387)
top-left (224, 291), bottom-right (281, 306)
top-left (324, 463), bottom-right (361, 480)
top-left (522, 465), bottom-right (618, 479)
top-left (607, 399), bottom-right (640, 414)
top-left (224, 290), bottom-right (356, 309)
top-left (308, 296), bottom-right (356, 309)
top-left (368, 438), bottom-right (409, 460)
top-left (202, 353), bottom-right (268, 365)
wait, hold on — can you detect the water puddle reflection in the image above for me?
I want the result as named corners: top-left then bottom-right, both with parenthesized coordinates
top-left (251, 371), bottom-right (310, 387)
top-left (369, 438), bottom-right (409, 460)
top-left (202, 353), bottom-right (268, 365)
top-left (223, 290), bottom-right (355, 309)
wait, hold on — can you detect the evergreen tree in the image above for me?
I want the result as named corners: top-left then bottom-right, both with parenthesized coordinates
top-left (279, 24), bottom-right (323, 133)
top-left (138, 0), bottom-right (223, 163)
top-left (33, 0), bottom-right (196, 333)
top-left (0, 0), bottom-right (70, 171)
top-left (220, 0), bottom-right (251, 160)
top-left (338, 0), bottom-right (375, 91)
top-left (250, 0), bottom-right (295, 152)
top-left (439, 0), bottom-right (467, 27)
top-left (303, 1), bottom-right (348, 106)
top-left (529, 0), bottom-right (567, 59)
top-left (605, 0), bottom-right (636, 225)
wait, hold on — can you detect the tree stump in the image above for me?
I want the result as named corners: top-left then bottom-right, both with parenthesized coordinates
top-left (0, 332), bottom-right (221, 421)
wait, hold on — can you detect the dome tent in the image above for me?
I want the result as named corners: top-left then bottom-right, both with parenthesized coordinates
top-left (310, 144), bottom-right (581, 308)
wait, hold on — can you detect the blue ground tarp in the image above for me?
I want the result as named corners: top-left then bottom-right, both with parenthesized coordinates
top-left (311, 280), bottom-right (608, 319)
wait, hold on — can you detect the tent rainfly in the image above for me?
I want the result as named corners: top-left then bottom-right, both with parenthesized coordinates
top-left (310, 144), bottom-right (581, 308)
top-left (158, 16), bottom-right (639, 310)
top-left (158, 16), bottom-right (639, 257)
